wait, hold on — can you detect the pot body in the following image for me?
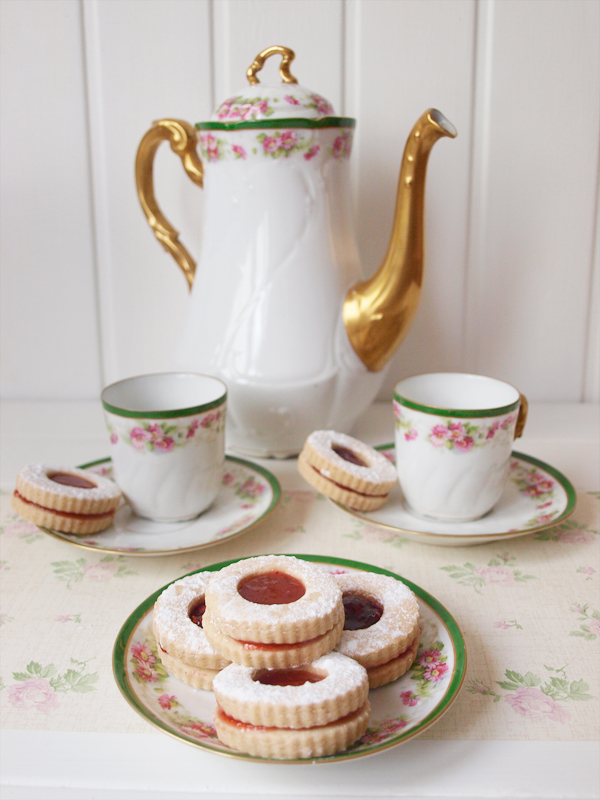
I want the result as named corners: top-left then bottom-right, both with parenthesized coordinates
top-left (174, 126), bottom-right (385, 457)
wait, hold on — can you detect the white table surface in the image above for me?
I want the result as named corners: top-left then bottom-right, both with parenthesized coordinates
top-left (1, 400), bottom-right (599, 800)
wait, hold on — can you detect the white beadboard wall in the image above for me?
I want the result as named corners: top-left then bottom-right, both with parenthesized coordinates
top-left (1, 0), bottom-right (598, 405)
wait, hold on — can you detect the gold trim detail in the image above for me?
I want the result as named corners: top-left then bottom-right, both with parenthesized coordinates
top-left (343, 109), bottom-right (457, 372)
top-left (246, 45), bottom-right (298, 85)
top-left (135, 119), bottom-right (203, 289)
top-left (514, 393), bottom-right (528, 439)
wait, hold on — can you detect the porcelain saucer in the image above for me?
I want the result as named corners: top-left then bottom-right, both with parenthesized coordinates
top-left (113, 555), bottom-right (466, 763)
top-left (331, 447), bottom-right (576, 546)
top-left (39, 455), bottom-right (280, 556)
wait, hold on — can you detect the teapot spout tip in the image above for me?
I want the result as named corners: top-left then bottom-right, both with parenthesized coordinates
top-left (428, 109), bottom-right (457, 138)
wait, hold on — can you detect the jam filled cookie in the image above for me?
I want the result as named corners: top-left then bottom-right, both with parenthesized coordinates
top-left (298, 430), bottom-right (397, 511)
top-left (152, 573), bottom-right (230, 689)
top-left (12, 463), bottom-right (122, 535)
top-left (213, 652), bottom-right (370, 759)
top-left (334, 572), bottom-right (421, 689)
top-left (204, 555), bottom-right (344, 668)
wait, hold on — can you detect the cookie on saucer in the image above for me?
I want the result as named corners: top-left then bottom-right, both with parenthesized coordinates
top-left (12, 464), bottom-right (122, 534)
top-left (298, 430), bottom-right (397, 510)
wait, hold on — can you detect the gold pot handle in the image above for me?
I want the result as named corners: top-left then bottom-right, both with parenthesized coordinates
top-left (514, 392), bottom-right (528, 439)
top-left (135, 118), bottom-right (203, 290)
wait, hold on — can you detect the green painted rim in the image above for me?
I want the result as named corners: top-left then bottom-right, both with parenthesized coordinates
top-left (101, 374), bottom-right (227, 420)
top-left (37, 456), bottom-right (281, 557)
top-left (364, 446), bottom-right (577, 539)
top-left (196, 117), bottom-right (355, 131)
top-left (394, 391), bottom-right (520, 418)
top-left (113, 554), bottom-right (467, 764)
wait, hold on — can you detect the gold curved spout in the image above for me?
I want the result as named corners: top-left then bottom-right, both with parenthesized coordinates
top-left (343, 109), bottom-right (457, 372)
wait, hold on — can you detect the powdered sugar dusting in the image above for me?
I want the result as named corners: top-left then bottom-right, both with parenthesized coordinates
top-left (213, 652), bottom-right (367, 707)
top-left (307, 431), bottom-right (397, 483)
top-left (152, 572), bottom-right (223, 659)
top-left (205, 555), bottom-right (342, 637)
top-left (18, 464), bottom-right (121, 501)
top-left (334, 572), bottom-right (420, 658)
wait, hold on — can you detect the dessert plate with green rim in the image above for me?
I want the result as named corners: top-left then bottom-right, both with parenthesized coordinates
top-left (113, 554), bottom-right (466, 763)
top-left (332, 446), bottom-right (576, 546)
top-left (38, 455), bottom-right (280, 556)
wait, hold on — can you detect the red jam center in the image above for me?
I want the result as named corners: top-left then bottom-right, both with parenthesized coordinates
top-left (253, 668), bottom-right (325, 687)
top-left (237, 571), bottom-right (306, 605)
top-left (343, 592), bottom-right (383, 630)
top-left (188, 597), bottom-right (206, 627)
top-left (332, 445), bottom-right (367, 467)
top-left (48, 472), bottom-right (97, 489)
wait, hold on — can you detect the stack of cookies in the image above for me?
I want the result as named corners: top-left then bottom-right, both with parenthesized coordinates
top-left (297, 430), bottom-right (398, 510)
top-left (152, 554), bottom-right (421, 760)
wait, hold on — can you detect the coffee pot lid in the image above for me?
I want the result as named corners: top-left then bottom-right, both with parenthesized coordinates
top-left (201, 46), bottom-right (353, 128)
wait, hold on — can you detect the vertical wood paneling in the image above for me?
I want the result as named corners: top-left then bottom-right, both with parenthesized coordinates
top-left (583, 186), bottom-right (599, 402)
top-left (0, 0), bottom-right (598, 405)
top-left (212, 0), bottom-right (344, 112)
top-left (0, 0), bottom-right (101, 399)
top-left (83, 0), bottom-right (212, 385)
top-left (465, 0), bottom-right (600, 401)
top-left (347, 0), bottom-right (476, 398)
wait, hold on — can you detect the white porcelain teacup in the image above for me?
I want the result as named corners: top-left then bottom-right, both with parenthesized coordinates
top-left (393, 373), bottom-right (527, 522)
top-left (101, 373), bottom-right (227, 522)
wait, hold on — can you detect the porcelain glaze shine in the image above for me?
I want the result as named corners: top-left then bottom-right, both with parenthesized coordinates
top-left (173, 127), bottom-right (384, 456)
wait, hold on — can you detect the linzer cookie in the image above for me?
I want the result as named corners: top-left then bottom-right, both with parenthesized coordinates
top-left (213, 652), bottom-right (370, 759)
top-left (152, 573), bottom-right (230, 690)
top-left (12, 464), bottom-right (122, 534)
top-left (298, 430), bottom-right (397, 510)
top-left (204, 555), bottom-right (344, 668)
top-left (334, 572), bottom-right (420, 689)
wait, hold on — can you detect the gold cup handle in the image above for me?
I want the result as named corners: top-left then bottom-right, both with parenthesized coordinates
top-left (135, 119), bottom-right (203, 290)
top-left (514, 393), bottom-right (528, 439)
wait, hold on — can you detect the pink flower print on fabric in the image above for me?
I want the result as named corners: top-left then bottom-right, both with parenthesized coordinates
top-left (504, 687), bottom-right (571, 724)
top-left (475, 565), bottom-right (516, 587)
top-left (9, 679), bottom-right (60, 715)
top-left (82, 561), bottom-right (118, 582)
top-left (557, 527), bottom-right (596, 545)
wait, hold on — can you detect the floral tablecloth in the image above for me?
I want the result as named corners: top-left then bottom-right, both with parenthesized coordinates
top-left (1, 487), bottom-right (598, 741)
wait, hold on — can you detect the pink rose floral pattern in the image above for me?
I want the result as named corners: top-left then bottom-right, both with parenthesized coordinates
top-left (393, 401), bottom-right (417, 441)
top-left (1, 514), bottom-right (43, 544)
top-left (440, 551), bottom-right (536, 594)
top-left (129, 633), bottom-right (219, 742)
top-left (569, 604), bottom-right (600, 641)
top-left (427, 415), bottom-right (516, 452)
top-left (115, 408), bottom-right (225, 453)
top-left (7, 659), bottom-right (98, 715)
top-left (51, 555), bottom-right (136, 590)
top-left (331, 130), bottom-right (353, 159)
top-left (256, 130), bottom-right (317, 159)
top-left (467, 664), bottom-right (594, 723)
top-left (410, 641), bottom-right (450, 698)
top-left (215, 95), bottom-right (275, 121)
top-left (535, 518), bottom-right (598, 544)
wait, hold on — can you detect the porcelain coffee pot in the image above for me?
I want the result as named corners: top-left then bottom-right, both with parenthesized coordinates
top-left (136, 46), bottom-right (456, 457)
